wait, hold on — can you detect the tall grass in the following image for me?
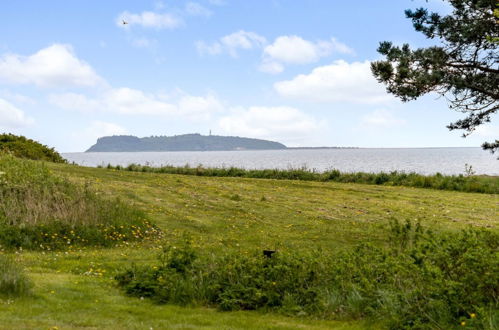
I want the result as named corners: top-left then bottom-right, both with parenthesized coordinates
top-left (116, 222), bottom-right (499, 328)
top-left (0, 154), bottom-right (160, 250)
top-left (0, 255), bottom-right (31, 297)
top-left (103, 163), bottom-right (499, 194)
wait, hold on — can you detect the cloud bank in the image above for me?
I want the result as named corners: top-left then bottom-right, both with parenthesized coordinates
top-left (219, 106), bottom-right (324, 144)
top-left (49, 88), bottom-right (224, 121)
top-left (0, 44), bottom-right (105, 88)
top-left (0, 98), bottom-right (34, 129)
top-left (274, 60), bottom-right (392, 104)
top-left (260, 36), bottom-right (354, 74)
top-left (196, 30), bottom-right (267, 57)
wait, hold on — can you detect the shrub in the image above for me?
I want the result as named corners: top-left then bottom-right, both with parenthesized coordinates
top-left (116, 223), bottom-right (499, 328)
top-left (0, 254), bottom-right (31, 297)
top-left (0, 154), bottom-right (160, 250)
top-left (0, 133), bottom-right (66, 163)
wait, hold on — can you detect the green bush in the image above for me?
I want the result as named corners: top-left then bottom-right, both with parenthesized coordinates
top-left (116, 222), bottom-right (499, 328)
top-left (0, 254), bottom-right (31, 297)
top-left (0, 133), bottom-right (66, 163)
top-left (106, 164), bottom-right (499, 194)
top-left (0, 154), bottom-right (161, 250)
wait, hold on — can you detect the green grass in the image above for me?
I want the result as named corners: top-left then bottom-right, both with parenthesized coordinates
top-left (103, 163), bottom-right (499, 194)
top-left (115, 225), bottom-right (498, 327)
top-left (0, 255), bottom-right (32, 297)
top-left (0, 162), bottom-right (497, 329)
top-left (53, 164), bottom-right (498, 252)
top-left (0, 155), bottom-right (160, 250)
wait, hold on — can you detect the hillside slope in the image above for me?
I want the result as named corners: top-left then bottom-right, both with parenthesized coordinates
top-left (1, 163), bottom-right (496, 329)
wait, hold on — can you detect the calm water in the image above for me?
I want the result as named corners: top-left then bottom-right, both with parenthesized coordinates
top-left (63, 148), bottom-right (499, 175)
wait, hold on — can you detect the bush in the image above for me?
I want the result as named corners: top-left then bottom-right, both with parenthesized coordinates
top-left (0, 133), bottom-right (66, 163)
top-left (116, 223), bottom-right (499, 328)
top-left (0, 255), bottom-right (31, 297)
top-left (0, 154), bottom-right (161, 250)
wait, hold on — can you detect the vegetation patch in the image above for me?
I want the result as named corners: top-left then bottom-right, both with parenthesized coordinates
top-left (0, 133), bottom-right (66, 163)
top-left (103, 163), bottom-right (499, 194)
top-left (116, 221), bottom-right (499, 329)
top-left (0, 254), bottom-right (32, 297)
top-left (0, 154), bottom-right (160, 250)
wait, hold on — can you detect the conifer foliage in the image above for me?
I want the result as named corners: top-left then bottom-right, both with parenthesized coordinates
top-left (371, 0), bottom-right (498, 153)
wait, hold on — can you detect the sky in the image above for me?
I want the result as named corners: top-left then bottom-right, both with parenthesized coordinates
top-left (0, 0), bottom-right (497, 152)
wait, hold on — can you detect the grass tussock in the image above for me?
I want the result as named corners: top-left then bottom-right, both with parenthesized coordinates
top-left (103, 163), bottom-right (499, 194)
top-left (0, 254), bottom-right (32, 297)
top-left (116, 221), bottom-right (499, 329)
top-left (0, 154), bottom-right (161, 250)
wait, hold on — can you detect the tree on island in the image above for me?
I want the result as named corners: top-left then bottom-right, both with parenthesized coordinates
top-left (371, 0), bottom-right (498, 154)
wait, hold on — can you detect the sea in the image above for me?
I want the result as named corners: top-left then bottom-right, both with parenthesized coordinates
top-left (62, 147), bottom-right (499, 176)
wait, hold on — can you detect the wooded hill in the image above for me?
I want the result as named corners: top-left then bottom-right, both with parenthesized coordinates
top-left (86, 134), bottom-right (287, 152)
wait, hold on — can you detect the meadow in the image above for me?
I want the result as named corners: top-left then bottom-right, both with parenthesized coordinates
top-left (104, 163), bottom-right (499, 194)
top-left (0, 158), bottom-right (498, 329)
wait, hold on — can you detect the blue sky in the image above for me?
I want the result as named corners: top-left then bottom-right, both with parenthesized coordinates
top-left (0, 0), bottom-right (496, 152)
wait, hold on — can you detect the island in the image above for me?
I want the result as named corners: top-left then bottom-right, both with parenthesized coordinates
top-left (86, 134), bottom-right (287, 152)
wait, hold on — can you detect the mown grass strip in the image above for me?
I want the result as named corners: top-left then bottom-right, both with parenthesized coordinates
top-left (101, 163), bottom-right (499, 194)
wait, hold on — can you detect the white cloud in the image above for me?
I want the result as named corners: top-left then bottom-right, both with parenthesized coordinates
top-left (0, 44), bottom-right (105, 88)
top-left (105, 88), bottom-right (178, 115)
top-left (473, 124), bottom-right (499, 138)
top-left (185, 2), bottom-right (212, 17)
top-left (274, 60), bottom-right (393, 104)
top-left (360, 109), bottom-right (406, 128)
top-left (221, 31), bottom-right (267, 56)
top-left (50, 88), bottom-right (224, 121)
top-left (329, 37), bottom-right (355, 55)
top-left (196, 33), bottom-right (352, 73)
top-left (176, 93), bottom-right (224, 119)
top-left (196, 30), bottom-right (266, 57)
top-left (264, 36), bottom-right (352, 65)
top-left (0, 98), bottom-right (34, 129)
top-left (259, 60), bottom-right (285, 74)
top-left (72, 121), bottom-right (128, 152)
top-left (0, 90), bottom-right (35, 105)
top-left (48, 92), bottom-right (102, 112)
top-left (116, 11), bottom-right (183, 29)
top-left (260, 36), bottom-right (353, 74)
top-left (85, 121), bottom-right (127, 138)
top-left (219, 106), bottom-right (324, 144)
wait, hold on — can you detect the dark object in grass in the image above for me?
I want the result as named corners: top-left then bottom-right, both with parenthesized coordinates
top-left (263, 250), bottom-right (276, 258)
top-left (116, 222), bottom-right (499, 328)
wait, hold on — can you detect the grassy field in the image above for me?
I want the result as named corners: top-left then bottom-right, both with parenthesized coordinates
top-left (1, 163), bottom-right (497, 329)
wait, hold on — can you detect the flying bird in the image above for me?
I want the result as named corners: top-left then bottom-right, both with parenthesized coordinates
top-left (122, 20), bottom-right (128, 25)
